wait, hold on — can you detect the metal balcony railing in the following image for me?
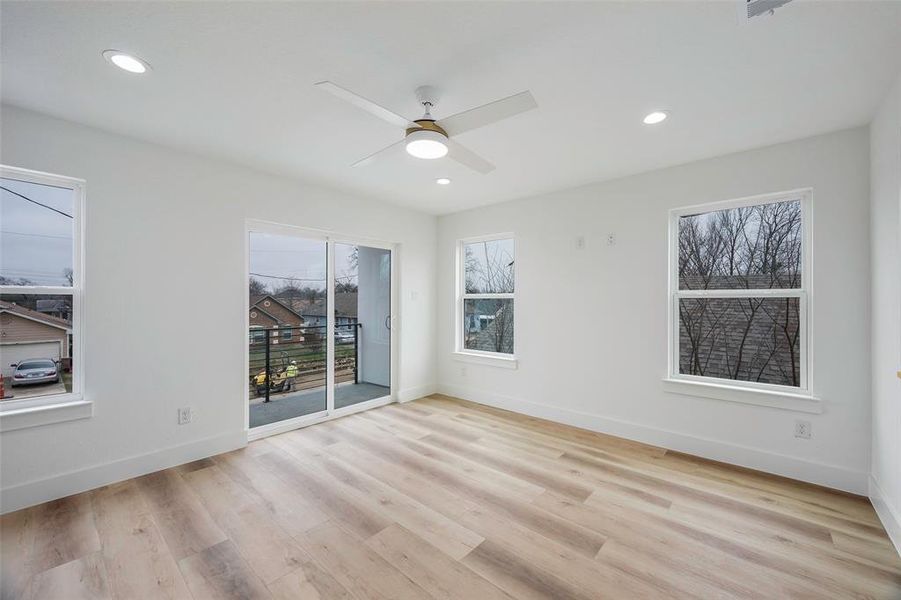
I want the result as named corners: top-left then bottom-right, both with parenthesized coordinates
top-left (248, 323), bottom-right (360, 403)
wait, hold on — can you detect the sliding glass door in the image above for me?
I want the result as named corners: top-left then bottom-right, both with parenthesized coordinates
top-left (334, 243), bottom-right (392, 409)
top-left (246, 224), bottom-right (393, 435)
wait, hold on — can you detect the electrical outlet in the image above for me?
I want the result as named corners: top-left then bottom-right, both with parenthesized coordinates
top-left (575, 235), bottom-right (585, 250)
top-left (178, 407), bottom-right (192, 425)
top-left (794, 420), bottom-right (811, 439)
top-left (606, 233), bottom-right (616, 246)
top-left (460, 366), bottom-right (467, 377)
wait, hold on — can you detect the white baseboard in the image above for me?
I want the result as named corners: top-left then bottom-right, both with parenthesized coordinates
top-left (869, 475), bottom-right (901, 557)
top-left (0, 430), bottom-right (247, 514)
top-left (438, 383), bottom-right (869, 495)
top-left (397, 384), bottom-right (437, 403)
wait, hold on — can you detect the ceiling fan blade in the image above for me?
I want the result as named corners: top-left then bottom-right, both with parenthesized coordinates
top-left (351, 139), bottom-right (405, 167)
top-left (315, 81), bottom-right (412, 128)
top-left (437, 91), bottom-right (537, 136)
top-left (446, 139), bottom-right (495, 174)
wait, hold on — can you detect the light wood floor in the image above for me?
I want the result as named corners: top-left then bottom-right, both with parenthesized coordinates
top-left (2, 395), bottom-right (900, 599)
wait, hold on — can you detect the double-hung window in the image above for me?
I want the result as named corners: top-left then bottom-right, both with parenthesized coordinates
top-left (457, 235), bottom-right (515, 358)
top-left (1, 165), bottom-right (85, 427)
top-left (669, 190), bottom-right (811, 395)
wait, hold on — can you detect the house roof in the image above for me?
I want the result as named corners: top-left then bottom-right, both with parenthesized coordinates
top-left (0, 300), bottom-right (72, 330)
top-left (249, 306), bottom-right (279, 325)
top-left (249, 294), bottom-right (305, 323)
top-left (287, 293), bottom-right (357, 318)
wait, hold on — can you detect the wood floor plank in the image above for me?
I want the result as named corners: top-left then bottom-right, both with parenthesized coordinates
top-left (213, 448), bottom-right (331, 537)
top-left (26, 551), bottom-right (112, 600)
top-left (0, 506), bottom-right (37, 600)
top-left (181, 464), bottom-right (310, 584)
top-left (267, 560), bottom-right (354, 600)
top-left (274, 431), bottom-right (484, 560)
top-left (135, 469), bottom-right (227, 561)
top-left (28, 492), bottom-right (101, 574)
top-left (178, 539), bottom-right (271, 600)
top-left (5, 394), bottom-right (898, 600)
top-left (91, 481), bottom-right (192, 600)
top-left (256, 446), bottom-right (393, 540)
top-left (296, 521), bottom-right (432, 600)
top-left (366, 524), bottom-right (514, 600)
top-left (330, 417), bottom-right (606, 558)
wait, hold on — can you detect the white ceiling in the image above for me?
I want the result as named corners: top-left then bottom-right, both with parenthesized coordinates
top-left (2, 2), bottom-right (900, 215)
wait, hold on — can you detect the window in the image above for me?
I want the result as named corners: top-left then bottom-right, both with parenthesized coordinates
top-left (457, 235), bottom-right (515, 357)
top-left (249, 326), bottom-right (266, 344)
top-left (1, 166), bottom-right (84, 413)
top-left (281, 328), bottom-right (293, 341)
top-left (669, 191), bottom-right (810, 393)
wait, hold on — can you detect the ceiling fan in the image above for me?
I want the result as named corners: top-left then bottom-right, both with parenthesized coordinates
top-left (315, 81), bottom-right (538, 174)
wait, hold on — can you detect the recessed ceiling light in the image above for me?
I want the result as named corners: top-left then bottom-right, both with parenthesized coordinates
top-left (643, 111), bottom-right (668, 125)
top-left (436, 178), bottom-right (451, 185)
top-left (102, 50), bottom-right (150, 74)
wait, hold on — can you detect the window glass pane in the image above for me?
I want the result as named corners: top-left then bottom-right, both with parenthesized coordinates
top-left (464, 239), bottom-right (514, 294)
top-left (248, 233), bottom-right (327, 427)
top-left (678, 199), bottom-right (801, 290)
top-left (1, 178), bottom-right (75, 286)
top-left (678, 297), bottom-right (801, 387)
top-left (464, 298), bottom-right (514, 354)
top-left (1, 293), bottom-right (74, 399)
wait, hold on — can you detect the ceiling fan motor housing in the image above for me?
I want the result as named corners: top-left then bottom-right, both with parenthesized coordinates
top-left (406, 120), bottom-right (447, 137)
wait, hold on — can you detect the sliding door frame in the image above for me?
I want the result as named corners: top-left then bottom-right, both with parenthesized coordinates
top-left (244, 219), bottom-right (398, 441)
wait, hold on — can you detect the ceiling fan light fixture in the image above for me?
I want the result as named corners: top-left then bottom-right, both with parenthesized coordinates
top-left (405, 129), bottom-right (448, 159)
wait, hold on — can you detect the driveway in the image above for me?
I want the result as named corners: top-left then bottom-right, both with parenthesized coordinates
top-left (3, 380), bottom-right (67, 400)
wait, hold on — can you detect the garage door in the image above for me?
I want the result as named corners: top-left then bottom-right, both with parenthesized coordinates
top-left (1, 342), bottom-right (62, 377)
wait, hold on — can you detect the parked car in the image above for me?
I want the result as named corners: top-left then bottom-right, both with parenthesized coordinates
top-left (10, 359), bottom-right (60, 386)
top-left (335, 329), bottom-right (355, 344)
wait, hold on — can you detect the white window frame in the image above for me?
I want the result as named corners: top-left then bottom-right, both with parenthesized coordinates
top-left (665, 189), bottom-right (820, 412)
top-left (0, 165), bottom-right (90, 431)
top-left (454, 233), bottom-right (517, 369)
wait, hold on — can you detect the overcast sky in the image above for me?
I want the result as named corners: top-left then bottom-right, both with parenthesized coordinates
top-left (249, 233), bottom-right (357, 292)
top-left (1, 177), bottom-right (74, 286)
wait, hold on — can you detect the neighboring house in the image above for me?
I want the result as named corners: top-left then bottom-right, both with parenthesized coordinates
top-left (0, 300), bottom-right (72, 377)
top-left (286, 293), bottom-right (358, 329)
top-left (249, 295), bottom-right (305, 345)
top-left (36, 298), bottom-right (72, 320)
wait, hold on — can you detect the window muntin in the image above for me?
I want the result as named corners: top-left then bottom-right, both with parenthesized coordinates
top-left (458, 236), bottom-right (515, 357)
top-left (0, 167), bottom-right (83, 404)
top-left (671, 193), bottom-right (809, 391)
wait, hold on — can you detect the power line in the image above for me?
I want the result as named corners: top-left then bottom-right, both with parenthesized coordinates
top-left (0, 186), bottom-right (73, 219)
top-left (249, 272), bottom-right (357, 282)
top-left (1, 230), bottom-right (71, 240)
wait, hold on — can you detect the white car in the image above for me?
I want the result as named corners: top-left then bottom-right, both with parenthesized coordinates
top-left (10, 358), bottom-right (61, 386)
top-left (335, 329), bottom-right (355, 344)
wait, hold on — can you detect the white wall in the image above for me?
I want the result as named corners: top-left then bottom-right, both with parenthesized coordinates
top-left (0, 105), bottom-right (437, 512)
top-left (438, 127), bottom-right (872, 493)
top-left (869, 72), bottom-right (901, 551)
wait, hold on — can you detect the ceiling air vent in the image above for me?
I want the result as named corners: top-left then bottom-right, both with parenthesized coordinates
top-left (742, 0), bottom-right (792, 20)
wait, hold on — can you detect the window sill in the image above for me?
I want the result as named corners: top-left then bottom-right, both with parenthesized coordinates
top-left (0, 395), bottom-right (93, 432)
top-left (453, 351), bottom-right (518, 370)
top-left (662, 378), bottom-right (822, 414)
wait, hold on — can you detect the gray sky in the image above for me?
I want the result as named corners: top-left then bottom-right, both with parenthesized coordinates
top-left (249, 233), bottom-right (357, 292)
top-left (1, 177), bottom-right (74, 286)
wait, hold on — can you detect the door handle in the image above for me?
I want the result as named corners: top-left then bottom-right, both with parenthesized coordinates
top-left (385, 315), bottom-right (391, 330)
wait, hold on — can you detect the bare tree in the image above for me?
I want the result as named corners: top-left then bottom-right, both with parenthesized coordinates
top-left (464, 242), bottom-right (514, 353)
top-left (678, 201), bottom-right (801, 386)
top-left (249, 277), bottom-right (268, 296)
